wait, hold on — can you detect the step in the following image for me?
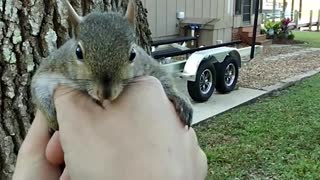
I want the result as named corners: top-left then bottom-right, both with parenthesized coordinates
top-left (240, 37), bottom-right (272, 46)
top-left (240, 26), bottom-right (261, 33)
top-left (240, 34), bottom-right (267, 43)
top-left (256, 39), bottom-right (273, 46)
top-left (240, 26), bottom-right (254, 32)
top-left (242, 32), bottom-right (266, 38)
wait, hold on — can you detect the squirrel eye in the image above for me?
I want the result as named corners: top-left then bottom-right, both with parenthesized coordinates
top-left (129, 48), bottom-right (136, 62)
top-left (76, 45), bottom-right (84, 60)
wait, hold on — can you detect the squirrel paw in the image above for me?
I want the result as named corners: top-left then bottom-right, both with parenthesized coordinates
top-left (169, 94), bottom-right (193, 128)
top-left (39, 106), bottom-right (59, 133)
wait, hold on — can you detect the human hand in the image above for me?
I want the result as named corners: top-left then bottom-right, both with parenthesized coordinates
top-left (14, 76), bottom-right (208, 180)
top-left (12, 110), bottom-right (61, 180)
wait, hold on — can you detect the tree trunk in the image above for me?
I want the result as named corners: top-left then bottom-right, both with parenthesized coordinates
top-left (282, 0), bottom-right (287, 18)
top-left (291, 0), bottom-right (295, 20)
top-left (0, 0), bottom-right (152, 179)
top-left (298, 0), bottom-right (302, 19)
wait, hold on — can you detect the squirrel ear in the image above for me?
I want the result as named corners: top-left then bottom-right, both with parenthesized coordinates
top-left (125, 0), bottom-right (135, 25)
top-left (65, 0), bottom-right (83, 27)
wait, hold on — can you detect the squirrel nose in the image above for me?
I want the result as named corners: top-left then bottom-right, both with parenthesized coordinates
top-left (98, 77), bottom-right (112, 100)
top-left (97, 86), bottom-right (111, 100)
top-left (102, 87), bottom-right (112, 99)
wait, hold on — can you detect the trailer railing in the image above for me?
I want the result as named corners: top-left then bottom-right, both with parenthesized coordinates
top-left (151, 40), bottom-right (242, 59)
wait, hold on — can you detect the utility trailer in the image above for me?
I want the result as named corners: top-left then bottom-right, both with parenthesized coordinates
top-left (150, 0), bottom-right (262, 103)
top-left (151, 38), bottom-right (263, 102)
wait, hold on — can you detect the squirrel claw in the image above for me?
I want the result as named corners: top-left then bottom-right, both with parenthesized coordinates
top-left (169, 94), bottom-right (193, 130)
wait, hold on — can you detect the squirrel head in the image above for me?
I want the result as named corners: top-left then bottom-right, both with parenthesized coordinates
top-left (65, 0), bottom-right (138, 102)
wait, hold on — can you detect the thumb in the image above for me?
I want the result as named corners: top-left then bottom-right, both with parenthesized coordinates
top-left (18, 110), bottom-right (51, 156)
top-left (13, 110), bottom-right (61, 180)
top-left (53, 86), bottom-right (103, 130)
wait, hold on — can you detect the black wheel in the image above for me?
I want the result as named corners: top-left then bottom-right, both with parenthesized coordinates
top-left (215, 56), bottom-right (239, 94)
top-left (187, 60), bottom-right (216, 102)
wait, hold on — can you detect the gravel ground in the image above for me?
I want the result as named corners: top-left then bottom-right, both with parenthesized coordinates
top-left (161, 44), bottom-right (320, 90)
top-left (259, 45), bottom-right (306, 58)
top-left (238, 45), bottom-right (320, 89)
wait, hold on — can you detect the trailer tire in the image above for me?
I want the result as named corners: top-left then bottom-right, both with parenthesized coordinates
top-left (187, 60), bottom-right (216, 102)
top-left (215, 56), bottom-right (239, 94)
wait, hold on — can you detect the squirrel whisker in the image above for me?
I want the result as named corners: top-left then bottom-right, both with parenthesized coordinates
top-left (53, 88), bottom-right (86, 100)
top-left (41, 77), bottom-right (93, 82)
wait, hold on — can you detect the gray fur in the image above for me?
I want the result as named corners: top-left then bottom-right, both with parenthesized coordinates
top-left (31, 4), bottom-right (193, 132)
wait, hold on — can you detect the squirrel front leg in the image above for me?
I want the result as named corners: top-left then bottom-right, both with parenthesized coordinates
top-left (144, 65), bottom-right (193, 128)
top-left (31, 73), bottom-right (64, 133)
top-left (32, 89), bottom-right (58, 133)
top-left (157, 74), bottom-right (193, 128)
top-left (134, 46), bottom-right (193, 128)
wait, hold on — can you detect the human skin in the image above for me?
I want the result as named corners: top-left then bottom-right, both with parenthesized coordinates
top-left (13, 76), bottom-right (208, 180)
top-left (12, 110), bottom-right (61, 180)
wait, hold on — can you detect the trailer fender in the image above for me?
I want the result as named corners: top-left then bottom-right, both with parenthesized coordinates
top-left (182, 47), bottom-right (239, 82)
top-left (182, 54), bottom-right (217, 82)
top-left (227, 50), bottom-right (241, 68)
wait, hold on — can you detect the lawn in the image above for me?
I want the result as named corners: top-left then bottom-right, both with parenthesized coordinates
top-left (195, 74), bottom-right (320, 179)
top-left (293, 31), bottom-right (320, 48)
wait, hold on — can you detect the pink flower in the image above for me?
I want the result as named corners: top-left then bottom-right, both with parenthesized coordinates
top-left (282, 18), bottom-right (292, 26)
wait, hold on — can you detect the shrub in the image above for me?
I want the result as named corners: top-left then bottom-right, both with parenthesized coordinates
top-left (264, 20), bottom-right (281, 39)
top-left (288, 33), bottom-right (295, 40)
top-left (280, 18), bottom-right (293, 39)
top-left (264, 18), bottom-right (294, 40)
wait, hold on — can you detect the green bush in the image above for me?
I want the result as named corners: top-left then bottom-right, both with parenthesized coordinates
top-left (263, 20), bottom-right (282, 39)
top-left (288, 33), bottom-right (295, 40)
top-left (263, 18), bottom-right (294, 40)
top-left (260, 28), bottom-right (267, 35)
top-left (264, 20), bottom-right (281, 34)
top-left (277, 32), bottom-right (286, 39)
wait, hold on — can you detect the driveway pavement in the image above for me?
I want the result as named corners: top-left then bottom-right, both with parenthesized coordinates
top-left (174, 79), bottom-right (266, 125)
top-left (174, 65), bottom-right (320, 125)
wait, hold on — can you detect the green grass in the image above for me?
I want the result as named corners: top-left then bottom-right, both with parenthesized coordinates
top-left (293, 31), bottom-right (320, 48)
top-left (195, 74), bottom-right (320, 179)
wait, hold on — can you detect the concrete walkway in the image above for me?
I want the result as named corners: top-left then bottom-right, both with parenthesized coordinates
top-left (174, 67), bottom-right (320, 125)
top-left (174, 79), bottom-right (266, 125)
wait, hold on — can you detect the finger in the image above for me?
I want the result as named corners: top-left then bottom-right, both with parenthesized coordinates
top-left (116, 76), bottom-right (189, 130)
top-left (119, 76), bottom-right (173, 111)
top-left (60, 167), bottom-right (71, 180)
top-left (126, 76), bottom-right (164, 90)
top-left (54, 86), bottom-right (103, 129)
top-left (54, 86), bottom-right (102, 115)
top-left (116, 76), bottom-right (168, 103)
top-left (18, 110), bottom-right (51, 156)
top-left (13, 110), bottom-right (62, 180)
top-left (46, 131), bottom-right (64, 166)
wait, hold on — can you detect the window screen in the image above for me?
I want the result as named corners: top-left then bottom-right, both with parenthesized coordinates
top-left (235, 0), bottom-right (242, 15)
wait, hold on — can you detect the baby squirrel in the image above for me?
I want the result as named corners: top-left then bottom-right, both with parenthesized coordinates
top-left (31, 0), bottom-right (193, 132)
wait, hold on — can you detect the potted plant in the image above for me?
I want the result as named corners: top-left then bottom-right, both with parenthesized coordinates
top-left (280, 18), bottom-right (292, 39)
top-left (263, 20), bottom-right (281, 39)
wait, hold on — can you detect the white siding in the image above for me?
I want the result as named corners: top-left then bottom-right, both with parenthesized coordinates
top-left (141, 0), bottom-right (236, 43)
top-left (144, 1), bottom-right (157, 36)
top-left (202, 0), bottom-right (211, 18)
top-left (156, 0), bottom-right (167, 37)
top-left (166, 0), bottom-right (177, 35)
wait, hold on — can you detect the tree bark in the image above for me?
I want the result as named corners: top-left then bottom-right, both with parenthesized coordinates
top-left (282, 0), bottom-right (287, 18)
top-left (291, 0), bottom-right (295, 20)
top-left (0, 0), bottom-right (152, 179)
top-left (298, 0), bottom-right (302, 19)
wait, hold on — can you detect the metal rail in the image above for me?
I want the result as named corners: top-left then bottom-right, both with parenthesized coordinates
top-left (297, 22), bottom-right (319, 28)
top-left (152, 40), bottom-right (242, 59)
top-left (151, 36), bottom-right (198, 46)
